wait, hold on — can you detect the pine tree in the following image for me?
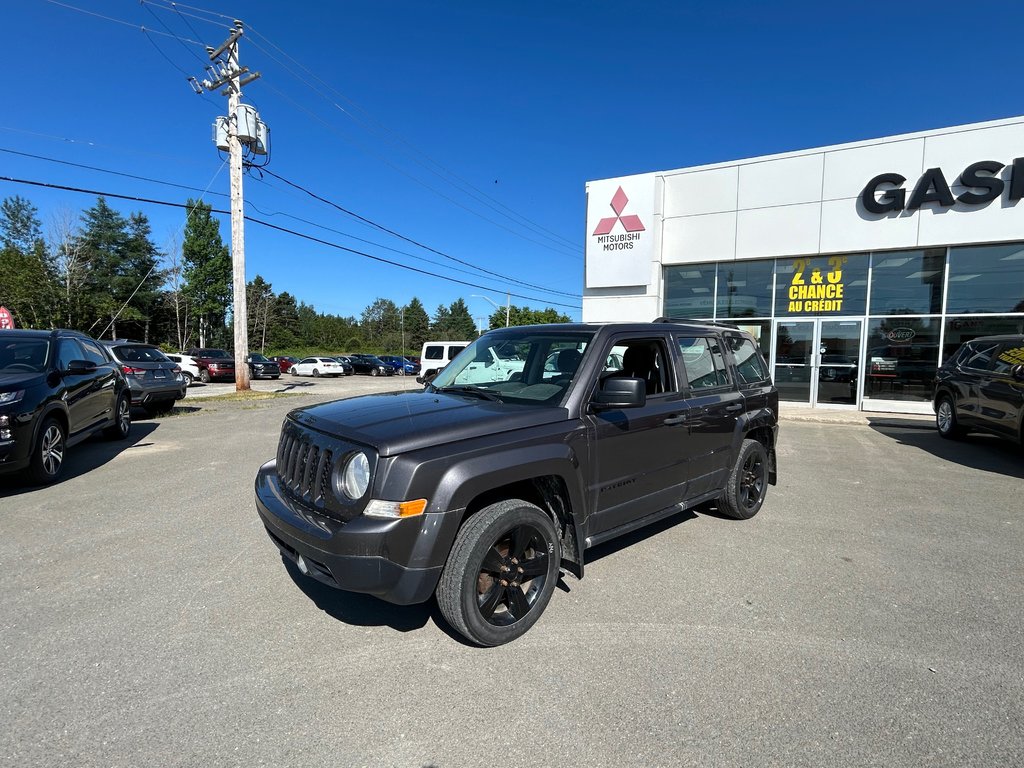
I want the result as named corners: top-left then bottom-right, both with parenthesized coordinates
top-left (181, 199), bottom-right (231, 347)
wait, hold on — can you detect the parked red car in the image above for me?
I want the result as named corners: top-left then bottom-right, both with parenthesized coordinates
top-left (269, 355), bottom-right (299, 374)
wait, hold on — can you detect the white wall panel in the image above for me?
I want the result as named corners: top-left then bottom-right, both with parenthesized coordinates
top-left (923, 122), bottom-right (1024, 172)
top-left (736, 203), bottom-right (820, 258)
top-left (819, 199), bottom-right (920, 253)
top-left (918, 199), bottom-right (1024, 247)
top-left (822, 138), bottom-right (924, 201)
top-left (662, 211), bottom-right (736, 264)
top-left (581, 293), bottom-right (660, 322)
top-left (737, 154), bottom-right (823, 209)
top-left (663, 167), bottom-right (737, 217)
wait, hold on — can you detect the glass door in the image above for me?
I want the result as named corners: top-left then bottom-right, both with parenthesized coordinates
top-left (774, 319), bottom-right (862, 406)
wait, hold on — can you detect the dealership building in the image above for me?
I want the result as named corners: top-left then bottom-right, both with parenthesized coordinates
top-left (583, 115), bottom-right (1024, 413)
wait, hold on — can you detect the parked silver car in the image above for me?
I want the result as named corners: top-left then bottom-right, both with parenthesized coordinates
top-left (102, 341), bottom-right (186, 415)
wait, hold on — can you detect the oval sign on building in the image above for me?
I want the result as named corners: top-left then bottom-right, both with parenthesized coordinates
top-left (885, 327), bottom-right (916, 343)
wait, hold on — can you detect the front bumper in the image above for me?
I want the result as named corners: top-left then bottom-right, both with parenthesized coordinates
top-left (254, 459), bottom-right (461, 605)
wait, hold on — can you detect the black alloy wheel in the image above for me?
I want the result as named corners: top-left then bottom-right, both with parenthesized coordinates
top-left (438, 500), bottom-right (560, 646)
top-left (719, 438), bottom-right (769, 520)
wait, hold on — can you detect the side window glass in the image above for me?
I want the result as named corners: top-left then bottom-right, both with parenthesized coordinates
top-left (992, 343), bottom-right (1024, 375)
top-left (78, 339), bottom-right (108, 365)
top-left (963, 341), bottom-right (1000, 371)
top-left (425, 346), bottom-right (442, 360)
top-left (57, 339), bottom-right (84, 371)
top-left (603, 338), bottom-right (675, 395)
top-left (727, 335), bottom-right (769, 385)
top-left (679, 336), bottom-right (730, 391)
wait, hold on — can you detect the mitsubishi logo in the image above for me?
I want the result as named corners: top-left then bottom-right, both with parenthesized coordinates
top-left (592, 186), bottom-right (646, 235)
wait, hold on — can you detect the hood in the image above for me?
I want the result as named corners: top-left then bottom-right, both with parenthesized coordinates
top-left (0, 372), bottom-right (45, 391)
top-left (289, 390), bottom-right (567, 456)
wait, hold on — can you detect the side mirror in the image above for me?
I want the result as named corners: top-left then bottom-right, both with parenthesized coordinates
top-left (65, 359), bottom-right (97, 375)
top-left (592, 377), bottom-right (646, 410)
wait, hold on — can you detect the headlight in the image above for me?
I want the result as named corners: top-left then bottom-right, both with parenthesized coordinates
top-left (340, 452), bottom-right (370, 499)
top-left (0, 390), bottom-right (25, 406)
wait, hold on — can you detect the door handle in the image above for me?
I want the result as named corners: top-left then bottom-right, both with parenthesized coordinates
top-left (725, 403), bottom-right (743, 412)
top-left (663, 414), bottom-right (688, 426)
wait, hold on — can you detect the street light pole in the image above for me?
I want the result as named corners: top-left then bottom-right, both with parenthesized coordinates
top-left (471, 294), bottom-right (511, 328)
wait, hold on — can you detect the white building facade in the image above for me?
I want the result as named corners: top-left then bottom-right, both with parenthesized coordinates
top-left (584, 116), bottom-right (1024, 413)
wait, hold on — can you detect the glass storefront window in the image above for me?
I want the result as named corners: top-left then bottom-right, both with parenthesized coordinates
top-left (774, 254), bottom-right (867, 316)
top-left (864, 318), bottom-right (940, 402)
top-left (664, 263), bottom-right (716, 319)
top-left (942, 316), bottom-right (1024, 362)
top-left (716, 259), bottom-right (773, 318)
top-left (869, 249), bottom-right (945, 315)
top-left (946, 243), bottom-right (1024, 314)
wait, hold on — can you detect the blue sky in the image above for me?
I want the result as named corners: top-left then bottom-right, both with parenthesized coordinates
top-left (3, 0), bottom-right (1023, 324)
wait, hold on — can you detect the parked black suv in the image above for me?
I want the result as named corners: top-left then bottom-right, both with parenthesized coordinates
top-left (246, 353), bottom-right (282, 380)
top-left (255, 320), bottom-right (779, 645)
top-left (933, 334), bottom-right (1024, 444)
top-left (0, 329), bottom-right (132, 484)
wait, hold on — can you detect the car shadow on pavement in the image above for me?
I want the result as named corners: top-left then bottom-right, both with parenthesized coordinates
top-left (281, 557), bottom-right (436, 635)
top-left (0, 422), bottom-right (159, 497)
top-left (583, 507), bottom-right (698, 564)
top-left (868, 422), bottom-right (1024, 479)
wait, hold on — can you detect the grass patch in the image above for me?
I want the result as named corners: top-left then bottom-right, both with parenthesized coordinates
top-left (184, 390), bottom-right (306, 404)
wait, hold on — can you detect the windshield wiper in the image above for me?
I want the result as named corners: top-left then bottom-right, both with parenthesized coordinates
top-left (436, 385), bottom-right (503, 402)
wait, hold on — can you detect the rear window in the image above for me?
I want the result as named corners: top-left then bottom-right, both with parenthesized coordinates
top-left (112, 345), bottom-right (170, 363)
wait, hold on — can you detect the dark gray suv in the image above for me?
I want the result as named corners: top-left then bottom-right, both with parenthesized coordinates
top-left (101, 341), bottom-right (186, 416)
top-left (255, 320), bottom-right (779, 645)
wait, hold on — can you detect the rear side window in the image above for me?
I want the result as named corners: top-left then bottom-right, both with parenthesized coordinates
top-left (678, 336), bottom-right (730, 391)
top-left (727, 335), bottom-right (770, 384)
top-left (992, 343), bottom-right (1024, 374)
top-left (424, 345), bottom-right (443, 360)
top-left (961, 341), bottom-right (1001, 371)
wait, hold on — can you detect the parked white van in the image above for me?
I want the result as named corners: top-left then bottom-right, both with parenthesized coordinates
top-left (418, 341), bottom-right (470, 382)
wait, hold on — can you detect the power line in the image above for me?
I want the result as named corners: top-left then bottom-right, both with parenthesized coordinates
top-left (1, 144), bottom-right (575, 298)
top-left (0, 175), bottom-right (581, 310)
top-left (42, 0), bottom-right (218, 42)
top-left (260, 167), bottom-right (581, 299)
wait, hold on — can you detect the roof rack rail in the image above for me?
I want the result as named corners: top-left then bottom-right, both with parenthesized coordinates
top-left (652, 317), bottom-right (740, 329)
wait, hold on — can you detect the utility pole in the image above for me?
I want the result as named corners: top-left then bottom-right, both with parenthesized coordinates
top-left (191, 21), bottom-right (266, 391)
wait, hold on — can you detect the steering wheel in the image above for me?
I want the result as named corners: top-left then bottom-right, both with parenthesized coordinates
top-left (4, 363), bottom-right (36, 372)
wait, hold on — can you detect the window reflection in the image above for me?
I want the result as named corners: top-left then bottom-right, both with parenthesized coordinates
top-left (947, 243), bottom-right (1024, 314)
top-left (869, 249), bottom-right (946, 315)
top-left (864, 318), bottom-right (940, 402)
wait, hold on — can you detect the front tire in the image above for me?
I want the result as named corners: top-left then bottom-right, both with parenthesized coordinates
top-left (936, 395), bottom-right (963, 440)
top-left (437, 500), bottom-right (561, 647)
top-left (199, 369), bottom-right (211, 384)
top-left (718, 438), bottom-right (769, 520)
top-left (29, 417), bottom-right (66, 485)
top-left (104, 394), bottom-right (132, 440)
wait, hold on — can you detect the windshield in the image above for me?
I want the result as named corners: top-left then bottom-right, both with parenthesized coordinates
top-left (431, 330), bottom-right (593, 406)
top-left (0, 338), bottom-right (50, 373)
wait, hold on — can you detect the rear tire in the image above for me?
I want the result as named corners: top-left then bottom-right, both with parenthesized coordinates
top-left (936, 395), bottom-right (963, 440)
top-left (312, 369), bottom-right (320, 378)
top-left (181, 372), bottom-right (194, 387)
top-left (29, 417), bottom-right (66, 485)
top-left (104, 394), bottom-right (132, 439)
top-left (718, 438), bottom-right (769, 520)
top-left (437, 500), bottom-right (560, 647)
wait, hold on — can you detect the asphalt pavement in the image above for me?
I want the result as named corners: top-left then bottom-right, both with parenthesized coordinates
top-left (1, 376), bottom-right (1021, 767)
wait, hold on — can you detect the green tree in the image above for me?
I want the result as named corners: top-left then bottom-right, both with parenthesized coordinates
top-left (181, 199), bottom-right (231, 348)
top-left (404, 297), bottom-right (430, 353)
top-left (489, 305), bottom-right (572, 328)
top-left (246, 274), bottom-right (275, 352)
top-left (268, 291), bottom-right (299, 350)
top-left (79, 197), bottom-right (129, 337)
top-left (0, 196), bottom-right (57, 329)
top-left (447, 298), bottom-right (476, 339)
top-left (361, 298), bottom-right (401, 351)
top-left (121, 212), bottom-right (163, 342)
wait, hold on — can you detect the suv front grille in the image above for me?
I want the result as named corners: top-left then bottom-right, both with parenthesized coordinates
top-left (277, 430), bottom-right (335, 510)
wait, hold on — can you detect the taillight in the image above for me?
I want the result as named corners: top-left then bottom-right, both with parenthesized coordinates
top-left (121, 365), bottom-right (146, 376)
